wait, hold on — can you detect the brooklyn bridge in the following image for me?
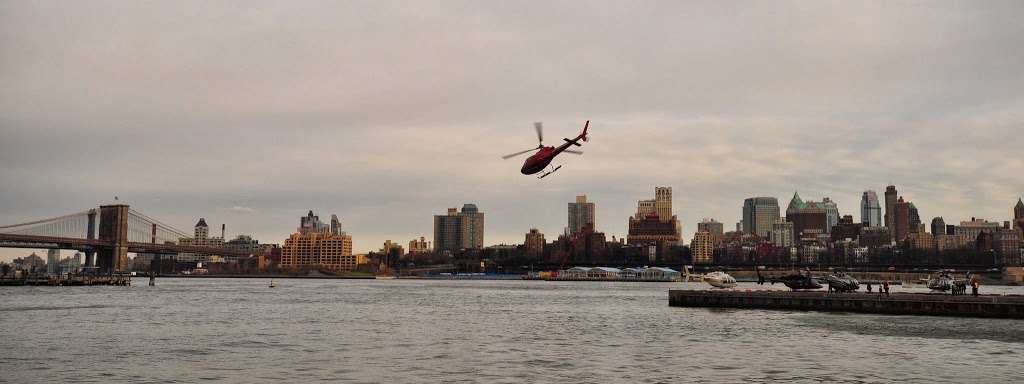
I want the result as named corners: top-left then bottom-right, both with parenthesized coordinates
top-left (0, 204), bottom-right (252, 274)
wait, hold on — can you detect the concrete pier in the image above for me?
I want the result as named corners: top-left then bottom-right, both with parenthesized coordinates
top-left (0, 274), bottom-right (131, 286)
top-left (669, 290), bottom-right (1024, 319)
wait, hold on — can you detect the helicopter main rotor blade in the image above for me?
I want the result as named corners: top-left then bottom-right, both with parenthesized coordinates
top-left (534, 122), bottom-right (543, 146)
top-left (502, 148), bottom-right (536, 159)
top-left (563, 150), bottom-right (583, 155)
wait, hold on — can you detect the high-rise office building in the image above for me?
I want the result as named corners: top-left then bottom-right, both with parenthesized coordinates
top-left (884, 185), bottom-right (898, 231)
top-left (908, 203), bottom-right (921, 230)
top-left (742, 197), bottom-right (780, 238)
top-left (525, 228), bottom-right (545, 258)
top-left (861, 190), bottom-right (882, 227)
top-left (822, 197), bottom-right (839, 234)
top-left (47, 249), bottom-right (60, 275)
top-left (931, 217), bottom-right (946, 236)
top-left (654, 187), bottom-right (673, 224)
top-left (1015, 198), bottom-right (1024, 234)
top-left (631, 187), bottom-right (681, 239)
top-left (299, 211), bottom-right (331, 234)
top-left (786, 192), bottom-right (828, 239)
top-left (330, 214), bottom-right (342, 236)
top-left (893, 197), bottom-right (911, 242)
top-left (434, 208), bottom-right (462, 252)
top-left (635, 187), bottom-right (675, 223)
top-left (460, 204), bottom-right (484, 249)
top-left (691, 231), bottom-right (713, 264)
top-left (568, 195), bottom-right (595, 234)
top-left (433, 204), bottom-right (485, 252)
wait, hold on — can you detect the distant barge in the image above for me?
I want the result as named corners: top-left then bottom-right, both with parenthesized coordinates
top-left (668, 290), bottom-right (1024, 319)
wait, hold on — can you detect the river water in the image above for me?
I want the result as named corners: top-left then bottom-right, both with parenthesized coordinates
top-left (1, 278), bottom-right (1022, 383)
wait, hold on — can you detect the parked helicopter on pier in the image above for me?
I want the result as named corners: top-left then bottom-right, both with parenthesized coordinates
top-left (758, 268), bottom-right (823, 290)
top-left (684, 266), bottom-right (737, 289)
top-left (823, 271), bottom-right (860, 293)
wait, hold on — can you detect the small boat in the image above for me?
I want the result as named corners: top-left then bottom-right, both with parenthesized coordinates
top-left (269, 280), bottom-right (277, 288)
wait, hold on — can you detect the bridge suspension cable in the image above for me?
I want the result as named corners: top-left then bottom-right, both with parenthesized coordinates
top-left (0, 210), bottom-right (94, 238)
top-left (127, 209), bottom-right (190, 244)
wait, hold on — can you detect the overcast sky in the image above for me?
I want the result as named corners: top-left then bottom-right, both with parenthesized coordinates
top-left (2, 1), bottom-right (1023, 261)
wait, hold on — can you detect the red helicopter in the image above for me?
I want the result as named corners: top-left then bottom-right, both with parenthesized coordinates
top-left (502, 120), bottom-right (589, 178)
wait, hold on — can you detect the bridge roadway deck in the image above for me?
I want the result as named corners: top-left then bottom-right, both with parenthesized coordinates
top-left (668, 289), bottom-right (1024, 319)
top-left (0, 233), bottom-right (252, 257)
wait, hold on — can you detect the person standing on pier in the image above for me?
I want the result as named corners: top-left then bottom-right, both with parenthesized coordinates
top-left (866, 283), bottom-right (872, 293)
top-left (972, 281), bottom-right (979, 296)
top-left (883, 281), bottom-right (890, 296)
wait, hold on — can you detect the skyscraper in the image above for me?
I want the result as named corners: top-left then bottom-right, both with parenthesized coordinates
top-left (433, 204), bottom-right (485, 252)
top-left (1014, 198), bottom-right (1024, 234)
top-left (860, 190), bottom-right (882, 227)
top-left (908, 203), bottom-right (921, 230)
top-left (330, 214), bottom-right (342, 235)
top-left (631, 187), bottom-right (681, 239)
top-left (568, 195), bottom-right (595, 234)
top-left (742, 197), bottom-right (780, 238)
top-left (434, 208), bottom-right (462, 253)
top-left (459, 204), bottom-right (484, 249)
top-left (524, 228), bottom-right (545, 258)
top-left (884, 185), bottom-right (898, 231)
top-left (654, 187), bottom-right (673, 224)
top-left (299, 211), bottom-right (330, 234)
top-left (931, 217), bottom-right (946, 236)
top-left (823, 197), bottom-right (839, 234)
top-left (785, 192), bottom-right (828, 239)
top-left (47, 249), bottom-right (60, 275)
top-left (894, 197), bottom-right (911, 242)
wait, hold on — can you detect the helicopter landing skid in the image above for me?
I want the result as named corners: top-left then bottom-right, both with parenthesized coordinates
top-left (538, 165), bottom-right (562, 179)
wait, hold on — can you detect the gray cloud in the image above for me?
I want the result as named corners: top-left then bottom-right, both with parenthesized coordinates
top-left (2, 1), bottom-right (1023, 260)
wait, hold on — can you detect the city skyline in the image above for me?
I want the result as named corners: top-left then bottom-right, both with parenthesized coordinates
top-left (2, 188), bottom-right (1022, 262)
top-left (2, 2), bottom-right (1024, 260)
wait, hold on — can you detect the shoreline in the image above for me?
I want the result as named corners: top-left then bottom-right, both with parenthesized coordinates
top-left (153, 274), bottom-right (376, 279)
